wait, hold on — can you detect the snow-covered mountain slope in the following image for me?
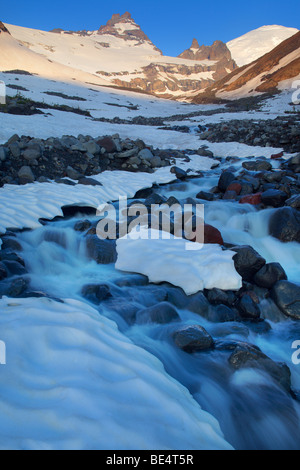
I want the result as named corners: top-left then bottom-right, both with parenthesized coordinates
top-left (227, 25), bottom-right (299, 67)
top-left (191, 31), bottom-right (300, 102)
top-left (0, 22), bottom-right (110, 87)
top-left (2, 13), bottom-right (235, 99)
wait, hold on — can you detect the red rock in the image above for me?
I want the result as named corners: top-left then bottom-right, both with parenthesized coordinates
top-left (239, 193), bottom-right (262, 205)
top-left (204, 224), bottom-right (224, 245)
top-left (227, 182), bottom-right (242, 195)
top-left (271, 151), bottom-right (284, 160)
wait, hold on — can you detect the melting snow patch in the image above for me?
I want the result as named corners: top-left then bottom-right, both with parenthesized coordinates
top-left (116, 229), bottom-right (242, 294)
top-left (0, 296), bottom-right (233, 450)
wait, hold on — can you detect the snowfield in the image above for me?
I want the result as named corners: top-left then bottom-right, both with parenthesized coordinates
top-left (227, 25), bottom-right (299, 67)
top-left (0, 296), bottom-right (233, 450)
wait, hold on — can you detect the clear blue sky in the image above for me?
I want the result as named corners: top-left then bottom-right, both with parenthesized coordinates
top-left (2, 0), bottom-right (299, 56)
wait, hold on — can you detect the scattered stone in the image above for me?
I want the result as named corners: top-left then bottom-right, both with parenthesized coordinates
top-left (231, 245), bottom-right (266, 281)
top-left (74, 220), bottom-right (92, 232)
top-left (237, 294), bottom-right (261, 320)
top-left (269, 207), bottom-right (300, 243)
top-left (239, 193), bottom-right (262, 205)
top-left (136, 302), bottom-right (180, 324)
top-left (18, 166), bottom-right (35, 184)
top-left (86, 236), bottom-right (117, 264)
top-left (218, 171), bottom-right (235, 192)
top-left (0, 262), bottom-right (8, 281)
top-left (196, 191), bottom-right (214, 201)
top-left (271, 281), bottom-right (300, 320)
top-left (204, 224), bottom-right (224, 245)
top-left (81, 284), bottom-right (112, 305)
top-left (173, 325), bottom-right (214, 352)
top-left (254, 263), bottom-right (287, 289)
top-left (170, 166), bottom-right (187, 180)
top-left (261, 189), bottom-right (289, 208)
top-left (228, 343), bottom-right (291, 392)
top-left (242, 160), bottom-right (272, 171)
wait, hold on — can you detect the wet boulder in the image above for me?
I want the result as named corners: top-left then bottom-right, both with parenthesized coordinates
top-left (81, 284), bottom-right (112, 305)
top-left (269, 207), bottom-right (300, 243)
top-left (229, 343), bottom-right (291, 392)
top-left (231, 245), bottom-right (266, 282)
top-left (196, 191), bottom-right (214, 202)
top-left (86, 235), bottom-right (117, 264)
top-left (204, 224), bottom-right (224, 245)
top-left (74, 219), bottom-right (92, 232)
top-left (242, 160), bottom-right (272, 172)
top-left (285, 195), bottom-right (300, 210)
top-left (261, 189), bottom-right (289, 208)
top-left (237, 294), bottom-right (261, 320)
top-left (271, 281), bottom-right (300, 320)
top-left (205, 288), bottom-right (235, 306)
top-left (209, 304), bottom-right (237, 323)
top-left (136, 302), bottom-right (180, 325)
top-left (2, 260), bottom-right (27, 276)
top-left (170, 166), bottom-right (188, 180)
top-left (173, 325), bottom-right (214, 352)
top-left (0, 262), bottom-right (8, 281)
top-left (254, 263), bottom-right (287, 289)
top-left (218, 171), bottom-right (235, 192)
top-left (5, 277), bottom-right (29, 297)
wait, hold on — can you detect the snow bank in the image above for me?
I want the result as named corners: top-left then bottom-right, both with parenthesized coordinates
top-left (0, 155), bottom-right (214, 244)
top-left (116, 229), bottom-right (242, 294)
top-left (0, 296), bottom-right (233, 450)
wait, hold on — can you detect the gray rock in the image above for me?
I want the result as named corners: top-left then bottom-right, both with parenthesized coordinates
top-left (261, 189), bottom-right (288, 208)
top-left (136, 302), bottom-right (180, 324)
top-left (229, 343), bottom-right (291, 392)
top-left (23, 144), bottom-right (41, 161)
top-left (74, 220), bottom-right (92, 232)
top-left (81, 284), bottom-right (112, 305)
top-left (271, 281), bottom-right (300, 320)
top-left (254, 263), bottom-right (287, 289)
top-left (18, 166), bottom-right (35, 184)
top-left (138, 148), bottom-right (154, 161)
top-left (118, 148), bottom-right (138, 159)
top-left (173, 325), bottom-right (214, 352)
top-left (242, 160), bottom-right (272, 171)
top-left (9, 142), bottom-right (21, 158)
top-left (66, 166), bottom-right (81, 180)
top-left (231, 245), bottom-right (266, 281)
top-left (218, 171), bottom-right (235, 192)
top-left (0, 262), bottom-right (8, 281)
top-left (237, 295), bottom-right (261, 320)
top-left (269, 207), bottom-right (300, 243)
top-left (86, 235), bottom-right (117, 264)
top-left (286, 195), bottom-right (300, 210)
top-left (83, 141), bottom-right (100, 155)
top-left (0, 147), bottom-right (8, 162)
top-left (150, 156), bottom-right (162, 168)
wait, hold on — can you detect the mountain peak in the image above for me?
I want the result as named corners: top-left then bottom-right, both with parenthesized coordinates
top-left (0, 22), bottom-right (10, 34)
top-left (97, 12), bottom-right (162, 53)
top-left (191, 38), bottom-right (200, 49)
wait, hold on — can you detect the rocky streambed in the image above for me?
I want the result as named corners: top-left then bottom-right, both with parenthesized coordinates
top-left (0, 133), bottom-right (300, 449)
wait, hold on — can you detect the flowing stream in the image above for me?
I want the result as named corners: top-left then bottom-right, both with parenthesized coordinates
top-left (16, 171), bottom-right (300, 450)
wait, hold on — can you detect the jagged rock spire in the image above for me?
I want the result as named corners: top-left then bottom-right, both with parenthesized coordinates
top-left (0, 22), bottom-right (10, 34)
top-left (191, 38), bottom-right (200, 49)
